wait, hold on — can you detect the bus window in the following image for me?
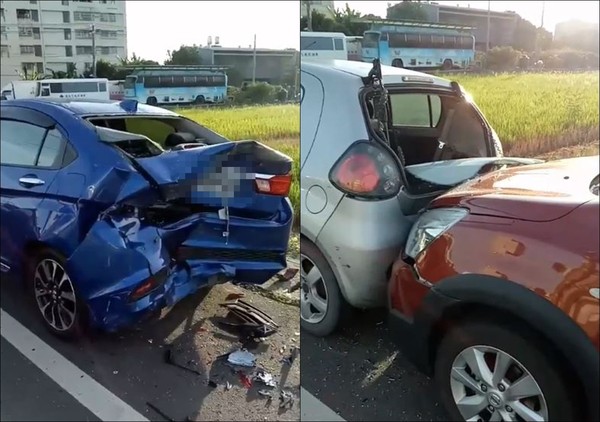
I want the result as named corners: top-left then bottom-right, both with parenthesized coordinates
top-left (183, 76), bottom-right (196, 86)
top-left (41, 85), bottom-right (50, 97)
top-left (444, 36), bottom-right (457, 49)
top-left (405, 34), bottom-right (420, 48)
top-left (99, 82), bottom-right (107, 92)
top-left (144, 76), bottom-right (160, 88)
top-left (362, 32), bottom-right (380, 48)
top-left (124, 76), bottom-right (137, 89)
top-left (389, 33), bottom-right (407, 48)
top-left (301, 36), bottom-right (333, 50)
top-left (431, 35), bottom-right (444, 49)
top-left (334, 38), bottom-right (344, 51)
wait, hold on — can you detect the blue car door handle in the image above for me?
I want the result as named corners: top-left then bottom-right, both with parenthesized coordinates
top-left (19, 177), bottom-right (45, 187)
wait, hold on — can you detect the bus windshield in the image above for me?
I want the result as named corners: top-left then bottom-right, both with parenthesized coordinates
top-left (362, 32), bottom-right (380, 48)
top-left (124, 76), bottom-right (137, 89)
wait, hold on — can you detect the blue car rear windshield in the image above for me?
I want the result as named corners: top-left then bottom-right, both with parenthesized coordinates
top-left (96, 126), bottom-right (164, 158)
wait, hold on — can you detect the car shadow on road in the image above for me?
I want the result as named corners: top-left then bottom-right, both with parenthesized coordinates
top-left (0, 273), bottom-right (300, 421)
top-left (301, 307), bottom-right (449, 421)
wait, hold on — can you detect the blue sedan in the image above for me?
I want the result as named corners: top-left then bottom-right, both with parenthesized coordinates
top-left (0, 98), bottom-right (293, 340)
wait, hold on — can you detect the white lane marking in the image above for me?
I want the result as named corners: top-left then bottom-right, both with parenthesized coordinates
top-left (301, 387), bottom-right (346, 421)
top-left (0, 308), bottom-right (148, 422)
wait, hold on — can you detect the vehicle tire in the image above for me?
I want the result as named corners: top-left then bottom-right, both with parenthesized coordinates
top-left (25, 248), bottom-right (88, 340)
top-left (146, 96), bottom-right (158, 106)
top-left (194, 95), bottom-right (205, 104)
top-left (434, 320), bottom-right (580, 422)
top-left (300, 238), bottom-right (350, 337)
top-left (392, 59), bottom-right (404, 68)
top-left (442, 59), bottom-right (453, 70)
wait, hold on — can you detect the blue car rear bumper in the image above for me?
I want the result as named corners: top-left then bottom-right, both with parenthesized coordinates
top-left (66, 199), bottom-right (293, 332)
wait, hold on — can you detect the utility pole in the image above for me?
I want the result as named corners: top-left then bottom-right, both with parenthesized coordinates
top-left (540, 0), bottom-right (545, 28)
top-left (89, 23), bottom-right (96, 77)
top-left (535, 1), bottom-right (545, 58)
top-left (252, 34), bottom-right (257, 85)
top-left (306, 1), bottom-right (313, 31)
top-left (486, 0), bottom-right (491, 52)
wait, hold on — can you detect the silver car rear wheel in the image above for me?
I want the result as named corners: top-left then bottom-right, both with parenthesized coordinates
top-left (300, 253), bottom-right (328, 324)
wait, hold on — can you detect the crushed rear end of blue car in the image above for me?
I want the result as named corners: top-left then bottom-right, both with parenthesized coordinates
top-left (63, 130), bottom-right (294, 332)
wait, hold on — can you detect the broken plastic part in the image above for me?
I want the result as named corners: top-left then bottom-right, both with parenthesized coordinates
top-left (258, 389), bottom-right (275, 399)
top-left (227, 349), bottom-right (256, 367)
top-left (254, 371), bottom-right (277, 387)
top-left (281, 347), bottom-right (299, 366)
top-left (279, 390), bottom-right (294, 409)
top-left (220, 299), bottom-right (279, 328)
top-left (238, 372), bottom-right (253, 388)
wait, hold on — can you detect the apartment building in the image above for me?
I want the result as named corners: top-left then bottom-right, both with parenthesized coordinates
top-left (0, 0), bottom-right (127, 86)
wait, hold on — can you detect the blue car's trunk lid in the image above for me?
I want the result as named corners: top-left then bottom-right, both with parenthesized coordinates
top-left (97, 127), bottom-right (293, 217)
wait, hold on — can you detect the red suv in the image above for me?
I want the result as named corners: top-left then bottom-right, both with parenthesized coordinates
top-left (388, 156), bottom-right (599, 422)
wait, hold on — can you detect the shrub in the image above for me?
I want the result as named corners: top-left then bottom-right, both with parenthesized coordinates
top-left (484, 46), bottom-right (521, 71)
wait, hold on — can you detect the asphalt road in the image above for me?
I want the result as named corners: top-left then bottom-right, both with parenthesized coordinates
top-left (300, 308), bottom-right (451, 421)
top-left (0, 336), bottom-right (99, 422)
top-left (0, 271), bottom-right (300, 422)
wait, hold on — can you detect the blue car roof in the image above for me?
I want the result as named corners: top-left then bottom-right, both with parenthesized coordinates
top-left (1, 98), bottom-right (179, 117)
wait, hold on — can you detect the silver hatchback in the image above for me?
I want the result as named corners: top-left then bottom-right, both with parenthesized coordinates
top-left (300, 59), bottom-right (508, 336)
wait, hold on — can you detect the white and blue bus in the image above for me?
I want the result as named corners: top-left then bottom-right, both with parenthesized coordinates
top-left (123, 66), bottom-right (228, 106)
top-left (301, 31), bottom-right (348, 61)
top-left (361, 20), bottom-right (475, 70)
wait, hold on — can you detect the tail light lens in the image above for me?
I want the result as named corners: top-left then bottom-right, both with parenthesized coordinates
top-left (329, 141), bottom-right (401, 199)
top-left (130, 269), bottom-right (168, 301)
top-left (255, 173), bottom-right (292, 196)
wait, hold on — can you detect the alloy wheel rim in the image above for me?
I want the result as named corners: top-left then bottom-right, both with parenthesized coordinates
top-left (300, 254), bottom-right (328, 324)
top-left (33, 259), bottom-right (77, 331)
top-left (450, 345), bottom-right (548, 422)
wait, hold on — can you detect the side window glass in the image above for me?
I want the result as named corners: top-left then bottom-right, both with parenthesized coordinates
top-left (37, 128), bottom-right (65, 167)
top-left (0, 119), bottom-right (46, 166)
top-left (334, 38), bottom-right (344, 51)
top-left (390, 94), bottom-right (442, 128)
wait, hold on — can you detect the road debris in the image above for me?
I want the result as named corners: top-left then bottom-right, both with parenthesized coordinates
top-left (274, 267), bottom-right (299, 283)
top-left (217, 299), bottom-right (279, 342)
top-left (164, 348), bottom-right (202, 376)
top-left (281, 346), bottom-right (299, 366)
top-left (227, 349), bottom-right (256, 367)
top-left (258, 389), bottom-right (276, 399)
top-left (208, 380), bottom-right (218, 388)
top-left (239, 372), bottom-right (253, 388)
top-left (254, 370), bottom-right (277, 387)
top-left (279, 390), bottom-right (295, 409)
top-left (225, 292), bottom-right (245, 301)
top-left (225, 381), bottom-right (233, 391)
top-left (147, 402), bottom-right (175, 422)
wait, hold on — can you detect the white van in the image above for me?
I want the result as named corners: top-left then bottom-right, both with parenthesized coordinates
top-left (1, 78), bottom-right (110, 101)
top-left (108, 80), bottom-right (125, 100)
top-left (346, 36), bottom-right (363, 61)
top-left (301, 31), bottom-right (348, 61)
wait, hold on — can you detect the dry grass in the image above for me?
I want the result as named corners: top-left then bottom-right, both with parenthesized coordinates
top-left (536, 141), bottom-right (599, 161)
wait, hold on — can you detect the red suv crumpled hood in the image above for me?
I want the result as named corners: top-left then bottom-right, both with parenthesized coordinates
top-left (432, 156), bottom-right (599, 222)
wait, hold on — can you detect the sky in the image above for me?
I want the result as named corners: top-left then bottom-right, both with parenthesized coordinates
top-left (335, 1), bottom-right (600, 33)
top-left (125, 1), bottom-right (300, 63)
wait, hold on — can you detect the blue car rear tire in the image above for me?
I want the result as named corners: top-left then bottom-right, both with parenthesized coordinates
top-left (26, 248), bottom-right (88, 341)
